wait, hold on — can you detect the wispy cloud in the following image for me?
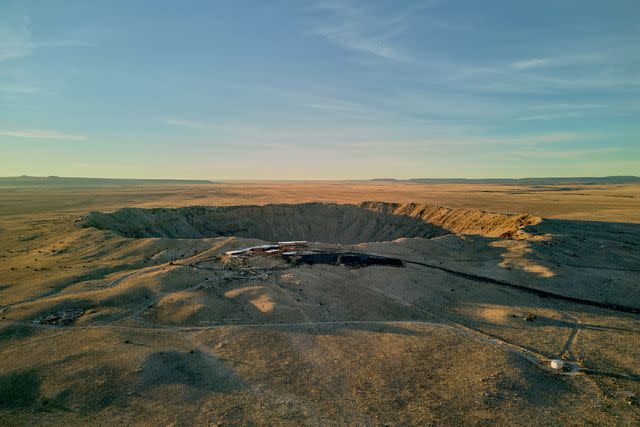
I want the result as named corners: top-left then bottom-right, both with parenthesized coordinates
top-left (0, 38), bottom-right (91, 62)
top-left (531, 103), bottom-right (607, 110)
top-left (517, 112), bottom-right (584, 121)
top-left (311, 0), bottom-right (415, 62)
top-left (513, 103), bottom-right (607, 122)
top-left (445, 47), bottom-right (639, 94)
top-left (505, 132), bottom-right (591, 144)
top-left (33, 40), bottom-right (91, 48)
top-left (449, 66), bottom-right (640, 94)
top-left (518, 147), bottom-right (623, 159)
top-left (0, 129), bottom-right (87, 141)
top-left (301, 97), bottom-right (383, 122)
top-left (166, 119), bottom-right (220, 130)
top-left (510, 53), bottom-right (602, 70)
top-left (0, 8), bottom-right (90, 62)
top-left (0, 12), bottom-right (31, 61)
top-left (0, 85), bottom-right (40, 93)
top-left (304, 99), bottom-right (366, 112)
top-left (332, 132), bottom-right (593, 150)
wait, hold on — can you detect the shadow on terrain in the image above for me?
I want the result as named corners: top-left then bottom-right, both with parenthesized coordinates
top-left (529, 315), bottom-right (639, 334)
top-left (0, 370), bottom-right (41, 409)
top-left (46, 262), bottom-right (147, 295)
top-left (0, 323), bottom-right (36, 344)
top-left (100, 285), bottom-right (155, 308)
top-left (523, 219), bottom-right (640, 270)
top-left (6, 298), bottom-right (94, 325)
top-left (57, 364), bottom-right (130, 412)
top-left (141, 350), bottom-right (244, 393)
top-left (493, 354), bottom-right (574, 406)
top-left (18, 361), bottom-right (133, 413)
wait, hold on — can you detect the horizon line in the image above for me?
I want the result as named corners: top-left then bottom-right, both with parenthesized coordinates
top-left (2, 175), bottom-right (639, 182)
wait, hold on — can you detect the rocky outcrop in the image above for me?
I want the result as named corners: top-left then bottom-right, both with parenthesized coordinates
top-left (359, 201), bottom-right (540, 238)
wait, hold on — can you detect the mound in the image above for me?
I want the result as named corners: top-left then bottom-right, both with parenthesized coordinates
top-left (83, 202), bottom-right (539, 243)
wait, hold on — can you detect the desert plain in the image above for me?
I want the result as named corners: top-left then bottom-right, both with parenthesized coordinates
top-left (0, 180), bottom-right (639, 425)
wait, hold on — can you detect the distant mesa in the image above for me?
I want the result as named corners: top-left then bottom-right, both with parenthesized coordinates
top-left (0, 176), bottom-right (219, 187)
top-left (3, 175), bottom-right (638, 187)
top-left (373, 176), bottom-right (640, 185)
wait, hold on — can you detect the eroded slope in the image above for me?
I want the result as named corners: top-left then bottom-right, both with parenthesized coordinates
top-left (83, 202), bottom-right (540, 243)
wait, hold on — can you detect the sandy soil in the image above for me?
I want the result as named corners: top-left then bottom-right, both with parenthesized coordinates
top-left (0, 182), bottom-right (638, 425)
top-left (0, 181), bottom-right (639, 222)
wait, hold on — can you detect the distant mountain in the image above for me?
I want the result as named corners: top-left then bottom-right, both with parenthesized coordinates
top-left (0, 176), bottom-right (218, 187)
top-left (400, 176), bottom-right (640, 185)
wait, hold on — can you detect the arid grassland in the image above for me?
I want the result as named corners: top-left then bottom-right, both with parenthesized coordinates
top-left (1, 182), bottom-right (638, 425)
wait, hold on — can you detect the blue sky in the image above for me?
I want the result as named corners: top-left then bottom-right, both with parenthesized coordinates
top-left (1, 0), bottom-right (639, 179)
